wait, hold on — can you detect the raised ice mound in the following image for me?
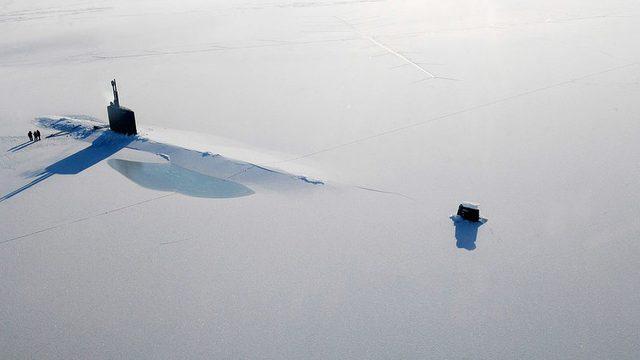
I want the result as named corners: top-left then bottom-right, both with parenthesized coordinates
top-left (36, 116), bottom-right (324, 191)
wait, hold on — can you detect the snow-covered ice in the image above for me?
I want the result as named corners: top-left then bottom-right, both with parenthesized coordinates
top-left (1, 0), bottom-right (640, 358)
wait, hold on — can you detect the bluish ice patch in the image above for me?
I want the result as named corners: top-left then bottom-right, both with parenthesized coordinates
top-left (108, 159), bottom-right (254, 199)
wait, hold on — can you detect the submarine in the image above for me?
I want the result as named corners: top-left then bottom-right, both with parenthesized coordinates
top-left (107, 79), bottom-right (137, 135)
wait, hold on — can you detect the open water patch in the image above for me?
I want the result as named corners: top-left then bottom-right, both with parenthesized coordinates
top-left (108, 159), bottom-right (254, 198)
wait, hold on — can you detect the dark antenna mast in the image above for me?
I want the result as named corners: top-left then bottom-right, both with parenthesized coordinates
top-left (111, 79), bottom-right (120, 107)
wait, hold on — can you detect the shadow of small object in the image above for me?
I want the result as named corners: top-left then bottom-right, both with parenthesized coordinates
top-left (45, 127), bottom-right (82, 139)
top-left (8, 140), bottom-right (35, 152)
top-left (1, 132), bottom-right (132, 202)
top-left (108, 159), bottom-right (254, 199)
top-left (450, 215), bottom-right (487, 251)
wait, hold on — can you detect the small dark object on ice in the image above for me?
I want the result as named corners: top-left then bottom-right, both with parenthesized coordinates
top-left (456, 201), bottom-right (480, 222)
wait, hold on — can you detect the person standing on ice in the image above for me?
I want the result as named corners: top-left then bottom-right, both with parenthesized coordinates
top-left (36, 130), bottom-right (41, 141)
top-left (28, 131), bottom-right (33, 142)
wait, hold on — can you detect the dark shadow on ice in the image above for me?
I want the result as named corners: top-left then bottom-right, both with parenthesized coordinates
top-left (450, 215), bottom-right (487, 251)
top-left (8, 140), bottom-right (36, 152)
top-left (0, 132), bottom-right (132, 202)
top-left (45, 127), bottom-right (81, 139)
top-left (108, 159), bottom-right (254, 199)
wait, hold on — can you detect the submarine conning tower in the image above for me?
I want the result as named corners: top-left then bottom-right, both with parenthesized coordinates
top-left (107, 79), bottom-right (137, 135)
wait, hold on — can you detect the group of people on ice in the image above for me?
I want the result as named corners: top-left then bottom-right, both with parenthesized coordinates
top-left (28, 130), bottom-right (42, 142)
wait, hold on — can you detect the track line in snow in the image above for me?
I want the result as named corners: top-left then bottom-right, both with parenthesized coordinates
top-left (88, 37), bottom-right (361, 61)
top-left (225, 165), bottom-right (256, 180)
top-left (159, 237), bottom-right (193, 246)
top-left (336, 16), bottom-right (442, 79)
top-left (261, 60), bottom-right (640, 165)
top-left (364, 34), bottom-right (437, 78)
top-left (0, 193), bottom-right (176, 245)
top-left (356, 186), bottom-right (416, 201)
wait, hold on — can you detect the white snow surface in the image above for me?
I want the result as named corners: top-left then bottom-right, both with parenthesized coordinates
top-left (460, 201), bottom-right (479, 210)
top-left (1, 0), bottom-right (640, 359)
